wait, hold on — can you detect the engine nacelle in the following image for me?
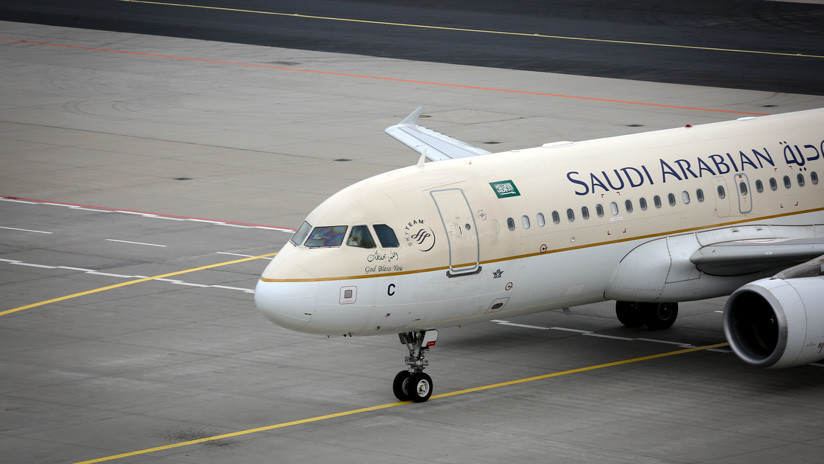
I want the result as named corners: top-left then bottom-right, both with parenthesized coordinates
top-left (724, 277), bottom-right (824, 368)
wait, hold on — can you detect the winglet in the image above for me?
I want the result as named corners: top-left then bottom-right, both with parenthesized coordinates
top-left (400, 106), bottom-right (425, 125)
top-left (385, 107), bottom-right (491, 162)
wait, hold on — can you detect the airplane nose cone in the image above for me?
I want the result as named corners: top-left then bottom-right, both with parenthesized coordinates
top-left (254, 278), bottom-right (317, 331)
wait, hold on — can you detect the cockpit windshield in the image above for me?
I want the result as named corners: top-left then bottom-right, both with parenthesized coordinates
top-left (347, 225), bottom-right (376, 248)
top-left (290, 221), bottom-right (312, 246)
top-left (293, 223), bottom-right (400, 249)
top-left (304, 225), bottom-right (348, 247)
top-left (373, 224), bottom-right (399, 248)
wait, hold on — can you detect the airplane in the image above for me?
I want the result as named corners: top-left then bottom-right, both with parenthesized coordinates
top-left (255, 106), bottom-right (824, 402)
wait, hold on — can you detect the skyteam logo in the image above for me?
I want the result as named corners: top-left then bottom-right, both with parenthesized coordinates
top-left (490, 180), bottom-right (520, 198)
top-left (404, 219), bottom-right (436, 252)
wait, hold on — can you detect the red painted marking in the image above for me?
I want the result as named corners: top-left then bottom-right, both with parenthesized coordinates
top-left (0, 38), bottom-right (770, 116)
top-left (0, 196), bottom-right (294, 231)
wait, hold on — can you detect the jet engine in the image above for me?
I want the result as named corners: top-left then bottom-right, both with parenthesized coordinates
top-left (724, 277), bottom-right (824, 368)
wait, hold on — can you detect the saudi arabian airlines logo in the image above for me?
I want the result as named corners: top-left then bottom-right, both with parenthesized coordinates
top-left (404, 219), bottom-right (436, 252)
top-left (490, 180), bottom-right (520, 198)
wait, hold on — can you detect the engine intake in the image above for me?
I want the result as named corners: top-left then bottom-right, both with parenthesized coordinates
top-left (724, 277), bottom-right (824, 368)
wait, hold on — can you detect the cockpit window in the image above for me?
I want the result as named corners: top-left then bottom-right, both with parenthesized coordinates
top-left (373, 224), bottom-right (400, 248)
top-left (290, 221), bottom-right (312, 246)
top-left (304, 225), bottom-right (348, 247)
top-left (347, 225), bottom-right (376, 248)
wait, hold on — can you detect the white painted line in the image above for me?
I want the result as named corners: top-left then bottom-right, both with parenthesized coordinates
top-left (155, 278), bottom-right (209, 288)
top-left (0, 198), bottom-right (37, 204)
top-left (636, 338), bottom-right (695, 348)
top-left (0, 196), bottom-right (296, 232)
top-left (12, 262), bottom-right (56, 269)
top-left (491, 320), bottom-right (551, 330)
top-left (549, 327), bottom-right (592, 334)
top-left (189, 219), bottom-right (223, 224)
top-left (0, 226), bottom-right (52, 234)
top-left (211, 285), bottom-right (255, 293)
top-left (106, 239), bottom-right (167, 247)
top-left (57, 266), bottom-right (96, 272)
top-left (217, 252), bottom-right (274, 260)
top-left (86, 271), bottom-right (134, 278)
top-left (1, 258), bottom-right (259, 294)
top-left (217, 252), bottom-right (256, 258)
top-left (584, 333), bottom-right (636, 341)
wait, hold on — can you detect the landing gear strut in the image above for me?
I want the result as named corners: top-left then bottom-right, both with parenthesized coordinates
top-left (393, 330), bottom-right (438, 402)
top-left (616, 301), bottom-right (678, 330)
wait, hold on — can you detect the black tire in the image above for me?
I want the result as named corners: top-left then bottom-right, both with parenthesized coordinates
top-left (393, 371), bottom-right (411, 401)
top-left (408, 372), bottom-right (433, 403)
top-left (616, 301), bottom-right (644, 328)
top-left (641, 302), bottom-right (678, 330)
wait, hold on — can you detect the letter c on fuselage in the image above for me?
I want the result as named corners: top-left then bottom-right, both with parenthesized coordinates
top-left (388, 283), bottom-right (396, 296)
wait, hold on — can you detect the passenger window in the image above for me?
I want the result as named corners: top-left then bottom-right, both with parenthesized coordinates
top-left (305, 225), bottom-right (348, 247)
top-left (610, 202), bottom-right (618, 215)
top-left (596, 204), bottom-right (604, 217)
top-left (624, 200), bottom-right (633, 213)
top-left (769, 178), bottom-right (777, 191)
top-left (668, 193), bottom-right (676, 206)
top-left (738, 182), bottom-right (748, 195)
top-left (537, 213), bottom-right (546, 227)
top-left (347, 225), bottom-right (376, 248)
top-left (797, 173), bottom-right (805, 187)
top-left (639, 198), bottom-right (647, 211)
top-left (291, 221), bottom-right (312, 246)
top-left (812, 172), bottom-right (819, 185)
top-left (373, 224), bottom-right (399, 248)
top-left (654, 195), bottom-right (662, 208)
top-left (522, 215), bottom-right (531, 229)
top-left (582, 206), bottom-right (590, 220)
top-left (717, 185), bottom-right (726, 199)
top-left (783, 175), bottom-right (791, 189)
top-left (682, 191), bottom-right (690, 204)
top-left (696, 189), bottom-right (705, 202)
top-left (552, 211), bottom-right (560, 224)
top-left (566, 208), bottom-right (575, 222)
top-left (755, 180), bottom-right (763, 193)
top-left (507, 217), bottom-right (516, 231)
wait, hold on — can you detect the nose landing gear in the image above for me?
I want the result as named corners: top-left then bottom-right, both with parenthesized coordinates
top-left (393, 330), bottom-right (438, 402)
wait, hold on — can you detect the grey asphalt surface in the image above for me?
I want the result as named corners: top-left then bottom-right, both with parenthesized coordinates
top-left (2, 10), bottom-right (824, 464)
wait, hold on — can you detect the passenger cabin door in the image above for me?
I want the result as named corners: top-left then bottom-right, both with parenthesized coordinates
top-left (431, 188), bottom-right (480, 276)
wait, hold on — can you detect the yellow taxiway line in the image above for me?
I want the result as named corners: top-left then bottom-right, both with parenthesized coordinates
top-left (120, 0), bottom-right (824, 59)
top-left (73, 342), bottom-right (729, 464)
top-left (0, 252), bottom-right (278, 317)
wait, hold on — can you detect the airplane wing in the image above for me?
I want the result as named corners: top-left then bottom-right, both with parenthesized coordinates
top-left (690, 238), bottom-right (824, 276)
top-left (385, 107), bottom-right (491, 161)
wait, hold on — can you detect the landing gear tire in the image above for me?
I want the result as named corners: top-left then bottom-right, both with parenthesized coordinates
top-left (393, 371), bottom-right (411, 401)
top-left (616, 301), bottom-right (644, 328)
top-left (641, 302), bottom-right (678, 330)
top-left (408, 372), bottom-right (433, 403)
top-left (394, 330), bottom-right (438, 403)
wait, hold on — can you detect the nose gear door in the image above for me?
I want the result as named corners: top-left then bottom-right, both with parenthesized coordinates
top-left (430, 188), bottom-right (480, 276)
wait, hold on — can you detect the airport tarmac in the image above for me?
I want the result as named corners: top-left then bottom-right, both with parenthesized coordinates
top-left (2, 20), bottom-right (824, 464)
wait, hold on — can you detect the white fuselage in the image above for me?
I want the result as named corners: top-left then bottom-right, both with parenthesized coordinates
top-left (255, 109), bottom-right (824, 337)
